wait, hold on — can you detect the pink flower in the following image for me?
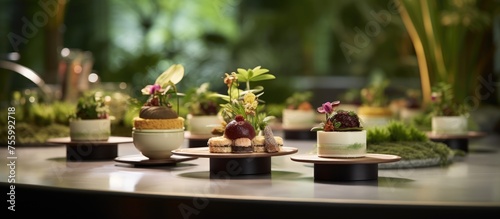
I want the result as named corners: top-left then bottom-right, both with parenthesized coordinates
top-left (150, 84), bottom-right (162, 94)
top-left (317, 101), bottom-right (340, 114)
top-left (141, 84), bottom-right (163, 95)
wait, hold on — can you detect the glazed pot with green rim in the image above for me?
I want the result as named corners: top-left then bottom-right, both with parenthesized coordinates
top-left (69, 119), bottom-right (111, 141)
top-left (432, 116), bottom-right (468, 135)
top-left (186, 114), bottom-right (221, 136)
top-left (316, 130), bottom-right (367, 158)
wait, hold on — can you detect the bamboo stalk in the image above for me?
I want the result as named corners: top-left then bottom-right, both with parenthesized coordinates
top-left (399, 1), bottom-right (432, 107)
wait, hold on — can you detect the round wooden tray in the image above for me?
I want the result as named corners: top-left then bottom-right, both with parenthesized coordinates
top-left (426, 131), bottom-right (486, 140)
top-left (291, 153), bottom-right (401, 182)
top-left (426, 131), bottom-right (487, 153)
top-left (172, 147), bottom-right (298, 176)
top-left (172, 146), bottom-right (298, 158)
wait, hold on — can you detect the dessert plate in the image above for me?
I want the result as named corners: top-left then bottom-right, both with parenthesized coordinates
top-left (426, 131), bottom-right (486, 139)
top-left (115, 154), bottom-right (197, 166)
top-left (171, 146), bottom-right (298, 158)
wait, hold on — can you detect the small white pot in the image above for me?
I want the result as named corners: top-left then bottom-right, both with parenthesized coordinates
top-left (132, 129), bottom-right (185, 159)
top-left (432, 116), bottom-right (468, 134)
top-left (282, 109), bottom-right (317, 129)
top-left (69, 119), bottom-right (111, 141)
top-left (186, 114), bottom-right (221, 135)
top-left (317, 130), bottom-right (366, 158)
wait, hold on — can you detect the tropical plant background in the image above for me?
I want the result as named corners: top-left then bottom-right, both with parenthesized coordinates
top-left (0, 0), bottom-right (498, 143)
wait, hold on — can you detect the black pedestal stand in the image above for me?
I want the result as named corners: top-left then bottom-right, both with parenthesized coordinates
top-left (431, 138), bottom-right (469, 153)
top-left (209, 157), bottom-right (271, 176)
top-left (314, 163), bottom-right (378, 182)
top-left (66, 143), bottom-right (118, 161)
top-left (47, 137), bottom-right (133, 162)
top-left (283, 129), bottom-right (316, 140)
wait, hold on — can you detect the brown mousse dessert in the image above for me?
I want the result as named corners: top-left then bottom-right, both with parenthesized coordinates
top-left (133, 97), bottom-right (184, 130)
top-left (324, 110), bottom-right (362, 131)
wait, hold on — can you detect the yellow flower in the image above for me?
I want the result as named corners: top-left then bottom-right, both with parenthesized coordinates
top-left (243, 92), bottom-right (256, 103)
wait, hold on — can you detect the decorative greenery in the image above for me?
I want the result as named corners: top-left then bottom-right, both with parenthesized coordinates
top-left (360, 79), bottom-right (389, 107)
top-left (216, 66), bottom-right (276, 132)
top-left (399, 0), bottom-right (493, 106)
top-left (430, 82), bottom-right (469, 116)
top-left (183, 82), bottom-right (221, 116)
top-left (285, 91), bottom-right (313, 110)
top-left (367, 121), bottom-right (428, 144)
top-left (140, 64), bottom-right (184, 111)
top-left (367, 141), bottom-right (453, 166)
top-left (70, 92), bottom-right (110, 120)
top-left (366, 120), bottom-right (454, 166)
top-left (311, 101), bottom-right (363, 132)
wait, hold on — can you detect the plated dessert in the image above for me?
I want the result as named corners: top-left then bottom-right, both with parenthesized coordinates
top-left (131, 64), bottom-right (186, 160)
top-left (311, 101), bottom-right (366, 158)
top-left (208, 115), bottom-right (282, 153)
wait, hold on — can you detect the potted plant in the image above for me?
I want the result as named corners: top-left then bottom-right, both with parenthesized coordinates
top-left (183, 82), bottom-right (222, 136)
top-left (311, 101), bottom-right (366, 158)
top-left (281, 91), bottom-right (316, 130)
top-left (132, 64), bottom-right (186, 159)
top-left (213, 66), bottom-right (276, 136)
top-left (69, 92), bottom-right (111, 141)
top-left (430, 82), bottom-right (468, 134)
top-left (357, 79), bottom-right (393, 128)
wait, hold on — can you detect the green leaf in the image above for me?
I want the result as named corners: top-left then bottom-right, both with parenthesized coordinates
top-left (155, 64), bottom-right (184, 86)
top-left (251, 66), bottom-right (269, 77)
top-left (249, 74), bottom-right (276, 82)
top-left (236, 68), bottom-right (249, 81)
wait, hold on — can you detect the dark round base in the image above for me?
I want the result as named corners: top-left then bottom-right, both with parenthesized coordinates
top-left (314, 163), bottom-right (378, 182)
top-left (66, 144), bottom-right (118, 161)
top-left (209, 157), bottom-right (271, 176)
top-left (431, 138), bottom-right (469, 153)
top-left (283, 129), bottom-right (316, 140)
top-left (188, 138), bottom-right (209, 148)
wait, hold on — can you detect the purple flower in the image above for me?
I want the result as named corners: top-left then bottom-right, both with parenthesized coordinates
top-left (317, 101), bottom-right (340, 114)
top-left (150, 84), bottom-right (161, 94)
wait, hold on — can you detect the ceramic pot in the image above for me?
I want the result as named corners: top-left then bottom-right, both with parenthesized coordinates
top-left (186, 114), bottom-right (221, 135)
top-left (132, 128), bottom-right (185, 159)
top-left (432, 116), bottom-right (467, 134)
top-left (69, 119), bottom-right (111, 141)
top-left (316, 130), bottom-right (366, 158)
top-left (282, 109), bottom-right (316, 130)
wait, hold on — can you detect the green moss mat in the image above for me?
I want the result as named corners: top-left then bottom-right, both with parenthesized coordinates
top-left (367, 141), bottom-right (455, 166)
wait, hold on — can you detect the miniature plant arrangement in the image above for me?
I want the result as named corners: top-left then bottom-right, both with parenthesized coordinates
top-left (208, 66), bottom-right (283, 154)
top-left (357, 79), bottom-right (393, 128)
top-left (215, 66), bottom-right (276, 134)
top-left (311, 101), bottom-right (366, 158)
top-left (430, 82), bottom-right (469, 134)
top-left (68, 92), bottom-right (111, 141)
top-left (131, 64), bottom-right (186, 159)
top-left (183, 82), bottom-right (223, 135)
top-left (282, 91), bottom-right (317, 130)
top-left (366, 121), bottom-right (456, 167)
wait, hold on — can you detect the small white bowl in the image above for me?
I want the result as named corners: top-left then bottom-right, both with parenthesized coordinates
top-left (132, 129), bottom-right (185, 159)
